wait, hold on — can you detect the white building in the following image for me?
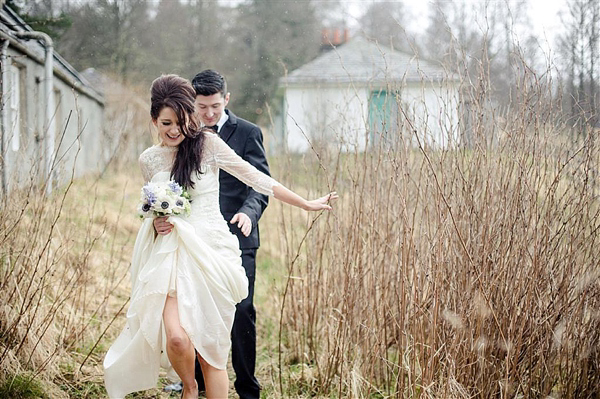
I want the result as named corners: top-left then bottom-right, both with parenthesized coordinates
top-left (1, 4), bottom-right (105, 197)
top-left (275, 36), bottom-right (461, 153)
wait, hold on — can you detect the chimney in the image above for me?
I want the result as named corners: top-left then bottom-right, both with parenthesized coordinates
top-left (333, 28), bottom-right (341, 45)
top-left (320, 27), bottom-right (350, 52)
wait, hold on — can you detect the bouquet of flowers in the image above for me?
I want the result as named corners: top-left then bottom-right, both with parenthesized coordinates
top-left (138, 180), bottom-right (191, 219)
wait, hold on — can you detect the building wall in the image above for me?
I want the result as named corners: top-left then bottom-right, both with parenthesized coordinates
top-left (2, 46), bottom-right (104, 194)
top-left (53, 76), bottom-right (105, 183)
top-left (284, 84), bottom-right (368, 153)
top-left (400, 80), bottom-right (461, 149)
top-left (281, 80), bottom-right (461, 153)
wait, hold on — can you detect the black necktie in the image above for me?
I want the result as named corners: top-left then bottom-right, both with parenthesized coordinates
top-left (207, 125), bottom-right (218, 133)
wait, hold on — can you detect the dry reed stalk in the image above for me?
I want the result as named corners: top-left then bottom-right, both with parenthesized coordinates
top-left (262, 41), bottom-right (600, 398)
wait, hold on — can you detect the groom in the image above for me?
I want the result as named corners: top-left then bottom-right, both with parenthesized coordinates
top-left (191, 69), bottom-right (269, 399)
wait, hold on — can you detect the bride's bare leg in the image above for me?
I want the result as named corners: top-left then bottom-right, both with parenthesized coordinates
top-left (197, 353), bottom-right (229, 398)
top-left (163, 296), bottom-right (198, 399)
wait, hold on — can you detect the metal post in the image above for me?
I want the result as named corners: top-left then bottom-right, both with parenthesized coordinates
top-left (0, 38), bottom-right (9, 200)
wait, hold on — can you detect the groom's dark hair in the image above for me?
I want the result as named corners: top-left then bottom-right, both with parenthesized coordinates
top-left (191, 69), bottom-right (227, 97)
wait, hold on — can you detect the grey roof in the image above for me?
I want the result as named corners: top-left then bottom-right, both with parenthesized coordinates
top-left (0, 5), bottom-right (104, 104)
top-left (280, 36), bottom-right (455, 86)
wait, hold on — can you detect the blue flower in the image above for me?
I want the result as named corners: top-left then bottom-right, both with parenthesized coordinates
top-left (143, 186), bottom-right (157, 204)
top-left (168, 181), bottom-right (183, 195)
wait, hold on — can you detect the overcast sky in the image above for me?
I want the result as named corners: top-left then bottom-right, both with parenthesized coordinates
top-left (343, 0), bottom-right (565, 53)
top-left (59, 0), bottom-right (567, 54)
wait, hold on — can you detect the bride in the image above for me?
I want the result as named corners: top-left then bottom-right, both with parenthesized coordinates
top-left (103, 74), bottom-right (337, 399)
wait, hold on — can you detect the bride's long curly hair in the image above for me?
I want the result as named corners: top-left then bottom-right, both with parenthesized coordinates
top-left (150, 74), bottom-right (204, 189)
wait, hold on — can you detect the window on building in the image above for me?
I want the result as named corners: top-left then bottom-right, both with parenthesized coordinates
top-left (8, 63), bottom-right (25, 152)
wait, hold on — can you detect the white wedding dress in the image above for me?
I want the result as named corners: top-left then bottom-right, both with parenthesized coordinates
top-left (103, 132), bottom-right (278, 399)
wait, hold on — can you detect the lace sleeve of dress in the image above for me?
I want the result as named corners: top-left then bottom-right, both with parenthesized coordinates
top-left (204, 133), bottom-right (279, 196)
top-left (139, 152), bottom-right (153, 182)
top-left (139, 146), bottom-right (175, 182)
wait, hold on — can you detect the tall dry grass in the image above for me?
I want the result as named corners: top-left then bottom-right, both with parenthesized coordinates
top-left (0, 164), bottom-right (141, 397)
top-left (0, 56), bottom-right (598, 399)
top-left (263, 54), bottom-right (600, 397)
top-left (0, 79), bottom-right (151, 397)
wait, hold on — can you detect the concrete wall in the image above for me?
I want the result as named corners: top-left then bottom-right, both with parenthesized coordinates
top-left (2, 45), bottom-right (104, 194)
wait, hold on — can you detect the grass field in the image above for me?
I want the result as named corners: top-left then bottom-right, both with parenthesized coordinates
top-left (2, 67), bottom-right (600, 397)
top-left (2, 122), bottom-right (600, 398)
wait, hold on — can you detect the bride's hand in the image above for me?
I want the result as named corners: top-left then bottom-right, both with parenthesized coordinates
top-left (304, 192), bottom-right (338, 211)
top-left (154, 216), bottom-right (173, 235)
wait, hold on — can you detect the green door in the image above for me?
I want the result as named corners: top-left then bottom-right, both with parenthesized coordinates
top-left (368, 90), bottom-right (399, 147)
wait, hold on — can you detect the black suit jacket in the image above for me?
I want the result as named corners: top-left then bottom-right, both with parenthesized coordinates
top-left (219, 109), bottom-right (270, 249)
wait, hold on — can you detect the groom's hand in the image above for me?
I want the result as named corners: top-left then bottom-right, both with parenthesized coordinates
top-left (154, 216), bottom-right (173, 235)
top-left (230, 212), bottom-right (252, 237)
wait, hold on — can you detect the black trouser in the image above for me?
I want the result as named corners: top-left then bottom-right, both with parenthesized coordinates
top-left (195, 249), bottom-right (260, 399)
